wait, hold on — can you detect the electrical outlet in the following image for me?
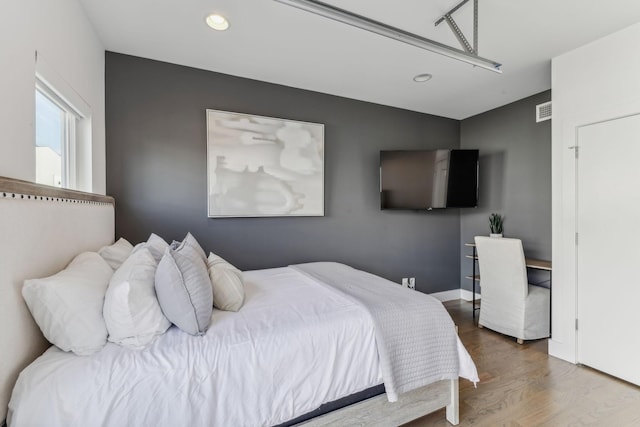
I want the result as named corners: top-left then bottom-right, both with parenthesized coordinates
top-left (408, 278), bottom-right (416, 290)
top-left (401, 278), bottom-right (409, 287)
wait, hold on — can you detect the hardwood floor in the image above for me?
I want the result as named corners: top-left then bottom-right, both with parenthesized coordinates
top-left (404, 300), bottom-right (640, 426)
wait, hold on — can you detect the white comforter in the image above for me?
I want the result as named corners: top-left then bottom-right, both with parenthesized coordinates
top-left (9, 266), bottom-right (381, 427)
top-left (8, 264), bottom-right (476, 427)
top-left (293, 263), bottom-right (478, 401)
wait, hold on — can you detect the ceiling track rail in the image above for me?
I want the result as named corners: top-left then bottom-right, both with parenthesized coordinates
top-left (274, 0), bottom-right (502, 73)
top-left (435, 0), bottom-right (480, 56)
top-left (443, 14), bottom-right (474, 54)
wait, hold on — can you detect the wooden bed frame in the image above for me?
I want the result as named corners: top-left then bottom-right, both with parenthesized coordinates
top-left (299, 379), bottom-right (459, 426)
top-left (0, 176), bottom-right (459, 426)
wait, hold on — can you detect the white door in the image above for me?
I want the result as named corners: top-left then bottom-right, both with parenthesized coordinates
top-left (577, 113), bottom-right (640, 385)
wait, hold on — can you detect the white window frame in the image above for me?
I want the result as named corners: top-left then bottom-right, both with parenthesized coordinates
top-left (35, 81), bottom-right (79, 188)
top-left (35, 52), bottom-right (92, 191)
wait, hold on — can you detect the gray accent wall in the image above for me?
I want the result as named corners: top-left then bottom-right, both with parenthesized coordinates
top-left (105, 52), bottom-right (462, 294)
top-left (460, 91), bottom-right (552, 292)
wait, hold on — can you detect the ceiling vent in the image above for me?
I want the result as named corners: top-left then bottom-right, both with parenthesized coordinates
top-left (536, 101), bottom-right (552, 122)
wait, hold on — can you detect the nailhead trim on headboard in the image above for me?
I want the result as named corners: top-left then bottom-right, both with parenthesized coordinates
top-left (0, 176), bottom-right (114, 206)
top-left (1, 191), bottom-right (112, 206)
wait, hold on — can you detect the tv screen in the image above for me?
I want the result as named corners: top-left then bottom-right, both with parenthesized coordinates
top-left (380, 149), bottom-right (479, 210)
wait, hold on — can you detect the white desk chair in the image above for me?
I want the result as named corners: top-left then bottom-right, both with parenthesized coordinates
top-left (474, 236), bottom-right (550, 344)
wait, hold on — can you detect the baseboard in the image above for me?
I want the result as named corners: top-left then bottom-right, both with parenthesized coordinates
top-left (428, 289), bottom-right (464, 302)
top-left (460, 289), bottom-right (481, 302)
top-left (429, 289), bottom-right (481, 302)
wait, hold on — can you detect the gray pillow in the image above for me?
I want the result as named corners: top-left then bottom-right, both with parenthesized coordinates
top-left (155, 242), bottom-right (212, 335)
top-left (181, 232), bottom-right (207, 262)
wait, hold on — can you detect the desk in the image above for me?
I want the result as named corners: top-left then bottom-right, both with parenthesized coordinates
top-left (464, 243), bottom-right (552, 335)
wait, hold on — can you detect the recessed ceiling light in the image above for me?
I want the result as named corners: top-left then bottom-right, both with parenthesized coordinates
top-left (206, 13), bottom-right (230, 31)
top-left (413, 73), bottom-right (433, 83)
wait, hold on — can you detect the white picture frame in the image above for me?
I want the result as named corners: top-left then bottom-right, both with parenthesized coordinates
top-left (206, 109), bottom-right (325, 217)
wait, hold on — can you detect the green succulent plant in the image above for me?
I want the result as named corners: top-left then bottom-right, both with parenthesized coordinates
top-left (489, 213), bottom-right (504, 234)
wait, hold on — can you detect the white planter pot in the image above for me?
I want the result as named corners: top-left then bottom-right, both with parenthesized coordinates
top-left (490, 233), bottom-right (503, 238)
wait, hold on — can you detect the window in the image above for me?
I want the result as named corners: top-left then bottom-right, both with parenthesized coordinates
top-left (35, 85), bottom-right (79, 188)
top-left (34, 52), bottom-right (91, 191)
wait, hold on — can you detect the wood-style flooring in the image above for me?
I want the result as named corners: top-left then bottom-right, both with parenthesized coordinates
top-left (404, 300), bottom-right (640, 426)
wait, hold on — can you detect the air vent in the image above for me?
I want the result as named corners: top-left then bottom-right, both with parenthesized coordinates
top-left (536, 101), bottom-right (552, 122)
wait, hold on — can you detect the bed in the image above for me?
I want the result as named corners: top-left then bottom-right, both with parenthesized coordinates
top-left (0, 177), bottom-right (477, 426)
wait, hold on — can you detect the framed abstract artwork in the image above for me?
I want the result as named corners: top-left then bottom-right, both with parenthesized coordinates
top-left (206, 109), bottom-right (325, 217)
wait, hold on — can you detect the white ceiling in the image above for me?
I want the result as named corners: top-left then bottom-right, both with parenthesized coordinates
top-left (80, 0), bottom-right (640, 119)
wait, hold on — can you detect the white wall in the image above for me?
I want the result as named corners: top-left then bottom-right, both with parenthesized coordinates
top-left (35, 146), bottom-right (62, 187)
top-left (550, 22), bottom-right (640, 362)
top-left (0, 0), bottom-right (105, 193)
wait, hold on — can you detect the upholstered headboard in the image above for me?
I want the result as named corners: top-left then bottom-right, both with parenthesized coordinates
top-left (0, 177), bottom-right (115, 422)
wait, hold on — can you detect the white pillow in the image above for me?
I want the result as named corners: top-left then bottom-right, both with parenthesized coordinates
top-left (22, 252), bottom-right (114, 356)
top-left (133, 233), bottom-right (169, 264)
top-left (98, 238), bottom-right (134, 270)
top-left (207, 252), bottom-right (245, 312)
top-left (155, 242), bottom-right (213, 335)
top-left (103, 248), bottom-right (170, 349)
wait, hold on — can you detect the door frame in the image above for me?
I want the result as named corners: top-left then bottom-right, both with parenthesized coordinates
top-left (550, 99), bottom-right (640, 364)
top-left (574, 112), bottom-right (640, 366)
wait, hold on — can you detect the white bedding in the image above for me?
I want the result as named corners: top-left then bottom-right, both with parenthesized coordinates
top-left (9, 264), bottom-right (477, 427)
top-left (293, 262), bottom-right (478, 401)
top-left (9, 267), bottom-right (382, 427)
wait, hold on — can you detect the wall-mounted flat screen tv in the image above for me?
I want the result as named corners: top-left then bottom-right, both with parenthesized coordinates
top-left (380, 149), bottom-right (479, 210)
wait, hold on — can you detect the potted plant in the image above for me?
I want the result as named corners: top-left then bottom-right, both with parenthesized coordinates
top-left (489, 213), bottom-right (504, 237)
